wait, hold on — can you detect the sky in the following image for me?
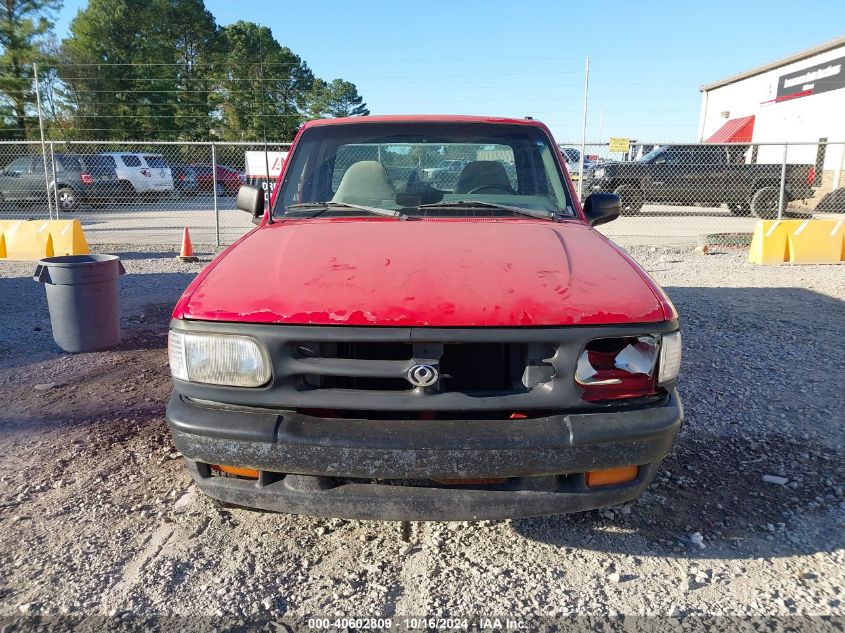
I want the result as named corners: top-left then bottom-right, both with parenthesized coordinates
top-left (53, 0), bottom-right (845, 143)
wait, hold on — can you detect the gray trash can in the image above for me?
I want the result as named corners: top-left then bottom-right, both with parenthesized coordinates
top-left (33, 254), bottom-right (126, 353)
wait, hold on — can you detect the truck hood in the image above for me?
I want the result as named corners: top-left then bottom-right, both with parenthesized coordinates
top-left (180, 219), bottom-right (666, 326)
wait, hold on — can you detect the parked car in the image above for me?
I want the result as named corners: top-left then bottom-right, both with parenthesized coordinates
top-left (559, 146), bottom-right (599, 180)
top-left (581, 144), bottom-right (816, 217)
top-left (99, 152), bottom-right (174, 198)
top-left (72, 154), bottom-right (121, 207)
top-left (192, 163), bottom-right (244, 196)
top-left (420, 158), bottom-right (469, 190)
top-left (171, 163), bottom-right (200, 196)
top-left (165, 115), bottom-right (683, 521)
top-left (0, 153), bottom-right (107, 211)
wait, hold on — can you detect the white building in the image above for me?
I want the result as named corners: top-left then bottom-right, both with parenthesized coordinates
top-left (698, 37), bottom-right (845, 201)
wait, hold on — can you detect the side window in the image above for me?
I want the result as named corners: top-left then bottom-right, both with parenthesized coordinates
top-left (538, 142), bottom-right (565, 208)
top-left (5, 156), bottom-right (31, 174)
top-left (121, 155), bottom-right (141, 167)
top-left (56, 156), bottom-right (80, 172)
top-left (693, 146), bottom-right (724, 164)
top-left (663, 147), bottom-right (693, 164)
top-left (144, 155), bottom-right (168, 168)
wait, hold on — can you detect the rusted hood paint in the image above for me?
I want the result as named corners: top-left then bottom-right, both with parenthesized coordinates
top-left (176, 218), bottom-right (667, 327)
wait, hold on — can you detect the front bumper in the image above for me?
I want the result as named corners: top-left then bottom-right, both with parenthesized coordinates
top-left (166, 391), bottom-right (683, 520)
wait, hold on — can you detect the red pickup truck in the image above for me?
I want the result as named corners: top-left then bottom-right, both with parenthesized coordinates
top-left (166, 115), bottom-right (683, 520)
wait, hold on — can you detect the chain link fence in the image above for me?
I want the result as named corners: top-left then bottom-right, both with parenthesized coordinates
top-left (0, 140), bottom-right (290, 247)
top-left (1, 139), bottom-right (843, 248)
top-left (562, 140), bottom-right (845, 246)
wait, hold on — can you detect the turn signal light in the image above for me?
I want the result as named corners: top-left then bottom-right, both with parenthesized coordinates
top-left (211, 464), bottom-right (259, 479)
top-left (586, 465), bottom-right (638, 487)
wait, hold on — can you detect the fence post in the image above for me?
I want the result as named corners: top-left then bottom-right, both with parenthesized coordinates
top-left (49, 141), bottom-right (59, 214)
top-left (211, 142), bottom-right (220, 247)
top-left (777, 143), bottom-right (788, 220)
top-left (33, 63), bottom-right (53, 219)
top-left (833, 141), bottom-right (844, 191)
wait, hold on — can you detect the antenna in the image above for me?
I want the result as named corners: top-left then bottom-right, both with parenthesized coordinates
top-left (259, 35), bottom-right (274, 223)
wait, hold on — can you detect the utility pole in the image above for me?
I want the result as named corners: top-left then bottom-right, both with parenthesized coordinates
top-left (577, 56), bottom-right (590, 201)
top-left (34, 63), bottom-right (54, 218)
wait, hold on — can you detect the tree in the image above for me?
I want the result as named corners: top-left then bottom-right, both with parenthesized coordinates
top-left (162, 0), bottom-right (219, 140)
top-left (323, 79), bottom-right (369, 118)
top-left (306, 78), bottom-right (369, 119)
top-left (59, 0), bottom-right (218, 140)
top-left (303, 77), bottom-right (330, 121)
top-left (0, 0), bottom-right (61, 140)
top-left (52, 3), bottom-right (367, 141)
top-left (215, 21), bottom-right (314, 141)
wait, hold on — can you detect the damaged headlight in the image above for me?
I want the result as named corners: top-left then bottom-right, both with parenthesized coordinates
top-left (575, 332), bottom-right (680, 402)
top-left (168, 331), bottom-right (271, 387)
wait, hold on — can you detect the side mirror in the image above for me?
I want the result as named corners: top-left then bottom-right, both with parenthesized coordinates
top-left (236, 185), bottom-right (264, 223)
top-left (583, 192), bottom-right (620, 227)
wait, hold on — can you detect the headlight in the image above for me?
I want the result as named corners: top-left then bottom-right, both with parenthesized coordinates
top-left (658, 331), bottom-right (682, 384)
top-left (168, 331), bottom-right (271, 387)
top-left (575, 332), bottom-right (680, 402)
top-left (593, 168), bottom-right (606, 178)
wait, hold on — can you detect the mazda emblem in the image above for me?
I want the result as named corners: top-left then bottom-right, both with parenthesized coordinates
top-left (408, 364), bottom-right (438, 387)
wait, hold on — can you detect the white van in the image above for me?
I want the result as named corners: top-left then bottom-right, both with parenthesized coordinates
top-left (100, 152), bottom-right (175, 196)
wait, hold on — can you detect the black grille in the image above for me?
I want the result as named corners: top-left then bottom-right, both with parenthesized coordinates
top-left (441, 343), bottom-right (521, 392)
top-left (294, 340), bottom-right (553, 395)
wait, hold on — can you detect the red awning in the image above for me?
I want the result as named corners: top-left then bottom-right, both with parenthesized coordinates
top-left (705, 116), bottom-right (755, 143)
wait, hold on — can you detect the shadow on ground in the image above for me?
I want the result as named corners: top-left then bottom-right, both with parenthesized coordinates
top-left (2, 274), bottom-right (843, 561)
top-left (514, 285), bottom-right (844, 559)
top-left (111, 250), bottom-right (180, 260)
top-left (0, 271), bottom-right (195, 369)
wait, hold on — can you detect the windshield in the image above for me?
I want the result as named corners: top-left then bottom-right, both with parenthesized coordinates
top-left (273, 122), bottom-right (574, 219)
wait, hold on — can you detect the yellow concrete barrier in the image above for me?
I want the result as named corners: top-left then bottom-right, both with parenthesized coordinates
top-left (47, 220), bottom-right (89, 257)
top-left (0, 219), bottom-right (89, 260)
top-left (748, 219), bottom-right (845, 265)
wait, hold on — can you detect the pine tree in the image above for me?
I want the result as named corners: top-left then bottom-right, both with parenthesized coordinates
top-left (0, 0), bottom-right (61, 139)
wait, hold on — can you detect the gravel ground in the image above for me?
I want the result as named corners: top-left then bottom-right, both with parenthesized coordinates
top-left (0, 243), bottom-right (843, 631)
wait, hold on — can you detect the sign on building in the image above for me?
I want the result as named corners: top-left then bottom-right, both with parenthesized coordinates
top-left (776, 56), bottom-right (845, 102)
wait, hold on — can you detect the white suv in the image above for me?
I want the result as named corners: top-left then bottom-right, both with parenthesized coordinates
top-left (100, 152), bottom-right (175, 196)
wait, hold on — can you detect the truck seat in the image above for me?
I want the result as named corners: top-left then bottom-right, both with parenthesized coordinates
top-left (454, 161), bottom-right (513, 194)
top-left (332, 161), bottom-right (395, 206)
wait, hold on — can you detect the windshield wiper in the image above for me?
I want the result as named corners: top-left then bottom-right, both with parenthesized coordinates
top-left (416, 200), bottom-right (557, 221)
top-left (286, 201), bottom-right (408, 220)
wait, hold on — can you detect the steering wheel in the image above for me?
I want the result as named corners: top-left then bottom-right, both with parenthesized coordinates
top-left (465, 184), bottom-right (515, 195)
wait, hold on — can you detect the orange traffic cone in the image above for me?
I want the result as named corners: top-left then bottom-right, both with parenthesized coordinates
top-left (177, 227), bottom-right (199, 262)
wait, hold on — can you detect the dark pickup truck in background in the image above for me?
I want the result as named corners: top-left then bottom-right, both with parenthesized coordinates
top-left (581, 144), bottom-right (816, 218)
